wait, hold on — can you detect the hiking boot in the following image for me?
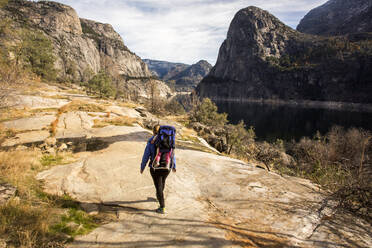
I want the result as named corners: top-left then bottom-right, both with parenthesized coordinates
top-left (156, 207), bottom-right (166, 214)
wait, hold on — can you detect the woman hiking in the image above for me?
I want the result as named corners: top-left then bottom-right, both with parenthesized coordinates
top-left (140, 124), bottom-right (176, 214)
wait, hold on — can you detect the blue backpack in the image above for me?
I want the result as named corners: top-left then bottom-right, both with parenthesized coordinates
top-left (155, 125), bottom-right (176, 152)
top-left (152, 125), bottom-right (176, 169)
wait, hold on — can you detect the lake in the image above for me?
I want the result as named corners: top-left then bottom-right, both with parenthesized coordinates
top-left (215, 101), bottom-right (372, 142)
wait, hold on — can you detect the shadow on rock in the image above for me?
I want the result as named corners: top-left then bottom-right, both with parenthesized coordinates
top-left (58, 131), bottom-right (151, 153)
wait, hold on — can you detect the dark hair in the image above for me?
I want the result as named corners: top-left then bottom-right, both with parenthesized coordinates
top-left (153, 124), bottom-right (160, 135)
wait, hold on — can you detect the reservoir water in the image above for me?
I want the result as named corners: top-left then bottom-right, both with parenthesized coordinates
top-left (215, 101), bottom-right (372, 142)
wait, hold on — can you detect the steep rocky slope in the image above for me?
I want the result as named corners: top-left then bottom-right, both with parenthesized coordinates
top-left (297, 0), bottom-right (372, 36)
top-left (1, 0), bottom-right (171, 98)
top-left (145, 59), bottom-right (212, 91)
top-left (2, 0), bottom-right (151, 80)
top-left (197, 6), bottom-right (372, 104)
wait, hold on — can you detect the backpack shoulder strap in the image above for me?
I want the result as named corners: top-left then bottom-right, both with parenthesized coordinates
top-left (151, 135), bottom-right (157, 144)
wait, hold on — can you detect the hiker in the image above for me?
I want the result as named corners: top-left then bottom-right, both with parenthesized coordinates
top-left (140, 124), bottom-right (176, 214)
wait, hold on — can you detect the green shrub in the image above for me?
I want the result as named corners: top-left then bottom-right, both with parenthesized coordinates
top-left (225, 121), bottom-right (255, 155)
top-left (51, 208), bottom-right (98, 238)
top-left (88, 70), bottom-right (115, 98)
top-left (190, 98), bottom-right (227, 127)
top-left (40, 154), bottom-right (63, 167)
top-left (15, 30), bottom-right (56, 80)
top-left (165, 99), bottom-right (185, 115)
top-left (0, 0), bottom-right (8, 8)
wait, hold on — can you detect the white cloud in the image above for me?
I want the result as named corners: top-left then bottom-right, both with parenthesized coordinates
top-left (56, 0), bottom-right (328, 64)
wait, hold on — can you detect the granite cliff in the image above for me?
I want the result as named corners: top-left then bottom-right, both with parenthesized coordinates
top-left (297, 0), bottom-right (372, 36)
top-left (197, 6), bottom-right (372, 104)
top-left (1, 0), bottom-right (171, 98)
top-left (144, 59), bottom-right (212, 91)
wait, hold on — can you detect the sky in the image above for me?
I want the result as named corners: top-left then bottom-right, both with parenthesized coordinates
top-left (55, 0), bottom-right (329, 65)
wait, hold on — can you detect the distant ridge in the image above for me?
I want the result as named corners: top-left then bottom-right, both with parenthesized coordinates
top-left (144, 59), bottom-right (212, 92)
top-left (297, 0), bottom-right (372, 36)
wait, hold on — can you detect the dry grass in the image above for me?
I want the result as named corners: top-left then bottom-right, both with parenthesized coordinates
top-left (117, 101), bottom-right (140, 109)
top-left (92, 116), bottom-right (138, 128)
top-left (0, 150), bottom-right (100, 247)
top-left (178, 128), bottom-right (201, 146)
top-left (65, 89), bottom-right (83, 95)
top-left (50, 118), bottom-right (59, 137)
top-left (18, 80), bottom-right (44, 96)
top-left (92, 119), bottom-right (109, 128)
top-left (164, 114), bottom-right (189, 125)
top-left (0, 150), bottom-right (43, 197)
top-left (42, 94), bottom-right (71, 100)
top-left (31, 108), bottom-right (59, 114)
top-left (0, 107), bottom-right (58, 123)
top-left (0, 199), bottom-right (60, 248)
top-left (0, 107), bottom-right (33, 122)
top-left (0, 125), bottom-right (17, 144)
top-left (0, 151), bottom-right (76, 190)
top-left (58, 100), bottom-right (106, 114)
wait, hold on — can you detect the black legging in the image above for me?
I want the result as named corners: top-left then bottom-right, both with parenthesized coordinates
top-left (150, 168), bottom-right (170, 208)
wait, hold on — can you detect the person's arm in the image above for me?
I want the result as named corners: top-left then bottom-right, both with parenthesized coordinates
top-left (140, 142), bottom-right (151, 173)
top-left (172, 150), bottom-right (176, 172)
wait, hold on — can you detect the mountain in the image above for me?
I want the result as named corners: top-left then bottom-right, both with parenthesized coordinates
top-left (0, 0), bottom-right (171, 99)
top-left (144, 59), bottom-right (212, 91)
top-left (196, 6), bottom-right (372, 104)
top-left (297, 0), bottom-right (372, 36)
top-left (143, 59), bottom-right (189, 79)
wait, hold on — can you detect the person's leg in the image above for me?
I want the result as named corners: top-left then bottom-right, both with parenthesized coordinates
top-left (158, 170), bottom-right (170, 208)
top-left (160, 169), bottom-right (170, 193)
top-left (150, 168), bottom-right (162, 205)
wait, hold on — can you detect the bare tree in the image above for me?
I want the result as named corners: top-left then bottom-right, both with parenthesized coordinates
top-left (0, 59), bottom-right (26, 108)
top-left (147, 79), bottom-right (160, 113)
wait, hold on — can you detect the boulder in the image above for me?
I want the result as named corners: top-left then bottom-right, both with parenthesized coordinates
top-left (44, 136), bottom-right (57, 147)
top-left (56, 111), bottom-right (93, 139)
top-left (203, 134), bottom-right (227, 153)
top-left (0, 239), bottom-right (6, 248)
top-left (15, 145), bottom-right (28, 151)
top-left (45, 147), bottom-right (56, 155)
top-left (105, 105), bottom-right (141, 118)
top-left (58, 143), bottom-right (68, 151)
top-left (0, 183), bottom-right (16, 205)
